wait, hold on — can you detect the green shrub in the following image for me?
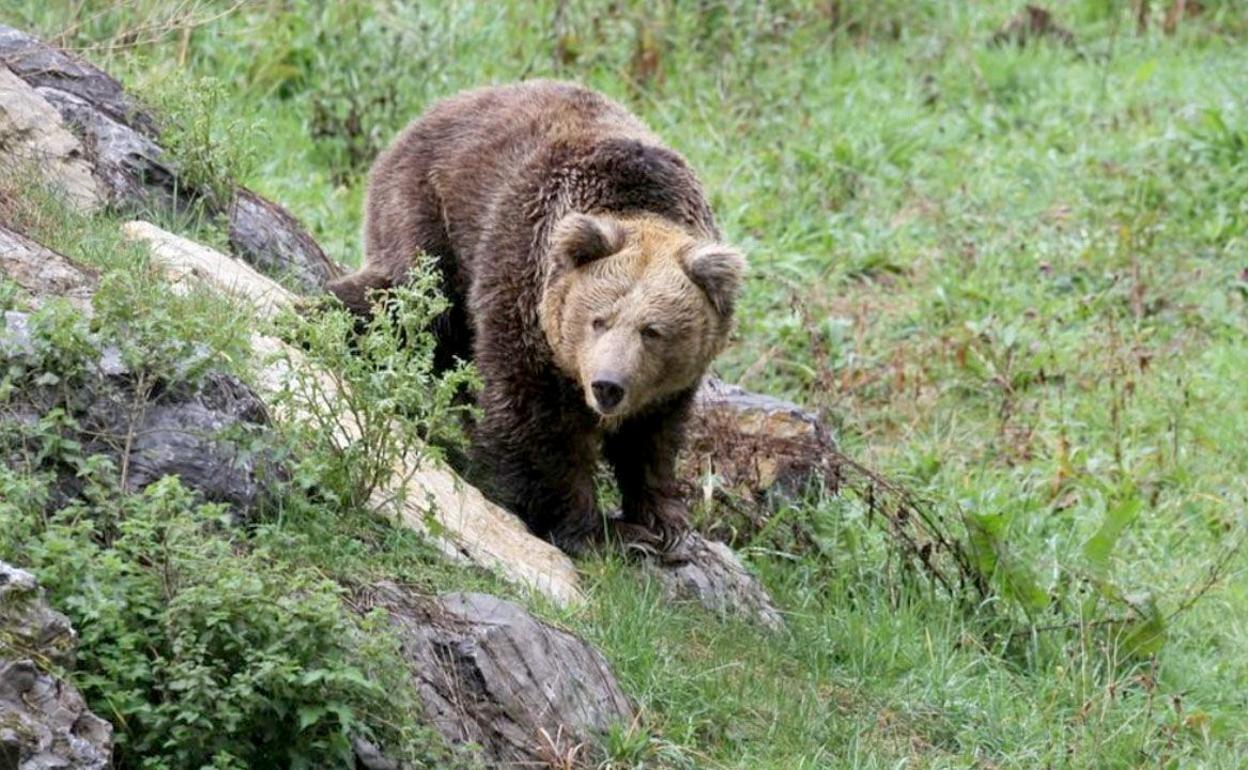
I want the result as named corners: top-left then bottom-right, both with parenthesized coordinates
top-left (0, 471), bottom-right (457, 769)
top-left (0, 292), bottom-right (459, 769)
top-left (273, 263), bottom-right (478, 513)
top-left (145, 74), bottom-right (263, 208)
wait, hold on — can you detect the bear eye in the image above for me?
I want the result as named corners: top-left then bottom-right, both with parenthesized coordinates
top-left (592, 317), bottom-right (608, 333)
top-left (640, 324), bottom-right (663, 341)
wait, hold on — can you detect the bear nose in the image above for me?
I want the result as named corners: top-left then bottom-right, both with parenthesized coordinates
top-left (591, 379), bottom-right (625, 412)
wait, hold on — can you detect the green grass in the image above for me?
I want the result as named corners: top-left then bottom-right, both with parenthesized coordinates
top-left (3, 0), bottom-right (1247, 767)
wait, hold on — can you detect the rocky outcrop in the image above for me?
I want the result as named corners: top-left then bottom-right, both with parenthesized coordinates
top-left (0, 562), bottom-right (113, 770)
top-left (32, 83), bottom-right (173, 211)
top-left (0, 564), bottom-right (77, 669)
top-left (0, 66), bottom-right (102, 212)
top-left (0, 26), bottom-right (156, 136)
top-left (2, 308), bottom-right (285, 522)
top-left (0, 219), bottom-right (586, 606)
top-left (0, 24), bottom-right (340, 293)
top-left (365, 585), bottom-right (634, 768)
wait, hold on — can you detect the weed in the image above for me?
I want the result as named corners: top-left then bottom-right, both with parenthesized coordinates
top-left (0, 297), bottom-right (461, 769)
top-left (144, 73), bottom-right (262, 207)
top-left (272, 267), bottom-right (478, 512)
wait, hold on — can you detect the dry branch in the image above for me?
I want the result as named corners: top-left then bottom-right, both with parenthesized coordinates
top-left (686, 374), bottom-right (986, 601)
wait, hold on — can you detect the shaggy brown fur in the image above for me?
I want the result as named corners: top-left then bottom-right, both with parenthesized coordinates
top-left (328, 81), bottom-right (745, 553)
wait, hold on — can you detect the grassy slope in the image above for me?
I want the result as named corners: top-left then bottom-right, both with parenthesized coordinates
top-left (3, 1), bottom-right (1247, 767)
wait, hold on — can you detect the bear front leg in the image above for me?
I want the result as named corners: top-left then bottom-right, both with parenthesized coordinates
top-left (603, 389), bottom-right (696, 551)
top-left (472, 381), bottom-right (604, 556)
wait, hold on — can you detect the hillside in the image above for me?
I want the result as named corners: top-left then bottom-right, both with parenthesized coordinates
top-left (2, 2), bottom-right (1247, 768)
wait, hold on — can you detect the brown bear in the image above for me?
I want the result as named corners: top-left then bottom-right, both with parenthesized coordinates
top-left (328, 80), bottom-right (745, 554)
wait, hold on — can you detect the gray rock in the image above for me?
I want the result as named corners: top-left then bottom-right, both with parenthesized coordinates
top-left (0, 66), bottom-right (102, 212)
top-left (368, 585), bottom-right (634, 767)
top-left (351, 736), bottom-right (402, 770)
top-left (0, 24), bottom-right (156, 135)
top-left (0, 227), bottom-right (98, 312)
top-left (0, 25), bottom-right (341, 293)
top-left (0, 312), bottom-right (33, 357)
top-left (0, 564), bottom-right (76, 668)
top-left (0, 561), bottom-right (113, 770)
top-left (229, 188), bottom-right (342, 293)
top-left (0, 660), bottom-right (112, 770)
top-left (1, 311), bottom-right (285, 521)
top-left (114, 372), bottom-right (283, 518)
top-left (34, 86), bottom-right (176, 211)
top-left (647, 532), bottom-right (785, 631)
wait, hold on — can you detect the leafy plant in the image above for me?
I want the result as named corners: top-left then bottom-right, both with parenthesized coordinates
top-left (0, 473), bottom-right (453, 769)
top-left (0, 295), bottom-right (459, 770)
top-left (273, 262), bottom-right (478, 512)
top-left (146, 74), bottom-right (263, 207)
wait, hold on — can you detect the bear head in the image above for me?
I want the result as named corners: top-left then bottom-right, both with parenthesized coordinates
top-left (539, 212), bottom-right (746, 424)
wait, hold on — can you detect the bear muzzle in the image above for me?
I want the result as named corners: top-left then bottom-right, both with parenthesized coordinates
top-left (590, 374), bottom-right (627, 414)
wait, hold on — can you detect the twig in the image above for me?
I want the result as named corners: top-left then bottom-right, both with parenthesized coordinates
top-left (1166, 528), bottom-right (1245, 622)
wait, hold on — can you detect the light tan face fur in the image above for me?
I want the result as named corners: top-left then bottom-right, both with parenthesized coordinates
top-left (539, 214), bottom-right (744, 423)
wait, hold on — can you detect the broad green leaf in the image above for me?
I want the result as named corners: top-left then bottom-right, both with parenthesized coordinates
top-left (297, 704), bottom-right (327, 731)
top-left (1083, 497), bottom-right (1142, 576)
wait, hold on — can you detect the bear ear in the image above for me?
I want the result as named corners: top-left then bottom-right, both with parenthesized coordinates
top-left (550, 213), bottom-right (627, 267)
top-left (684, 244), bottom-right (746, 318)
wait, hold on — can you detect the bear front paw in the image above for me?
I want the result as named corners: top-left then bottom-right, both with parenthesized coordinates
top-left (618, 497), bottom-right (689, 553)
top-left (651, 498), bottom-right (691, 551)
